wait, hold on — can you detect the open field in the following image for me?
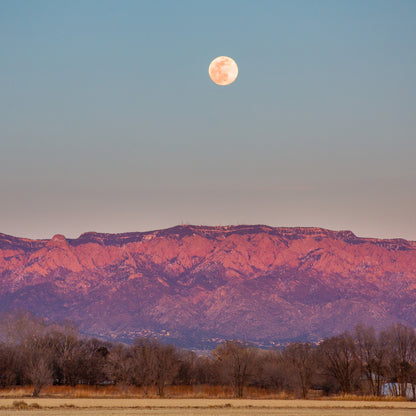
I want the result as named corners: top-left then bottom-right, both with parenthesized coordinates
top-left (1, 387), bottom-right (415, 416)
top-left (1, 399), bottom-right (416, 416)
top-left (0, 385), bottom-right (412, 400)
top-left (1, 409), bottom-right (416, 416)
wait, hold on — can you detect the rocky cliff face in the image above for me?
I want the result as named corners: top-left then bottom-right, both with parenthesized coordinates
top-left (1, 225), bottom-right (415, 348)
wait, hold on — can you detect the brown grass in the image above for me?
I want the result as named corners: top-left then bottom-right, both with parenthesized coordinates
top-left (0, 385), bottom-right (294, 399)
top-left (0, 385), bottom-right (412, 402)
top-left (331, 394), bottom-right (408, 402)
top-left (1, 398), bottom-right (416, 416)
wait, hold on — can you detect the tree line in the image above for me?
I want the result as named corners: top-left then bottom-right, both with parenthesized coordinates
top-left (1, 311), bottom-right (416, 398)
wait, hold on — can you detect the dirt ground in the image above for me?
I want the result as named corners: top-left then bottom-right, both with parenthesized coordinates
top-left (1, 399), bottom-right (416, 416)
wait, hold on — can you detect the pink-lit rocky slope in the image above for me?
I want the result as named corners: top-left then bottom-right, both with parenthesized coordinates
top-left (1, 225), bottom-right (416, 348)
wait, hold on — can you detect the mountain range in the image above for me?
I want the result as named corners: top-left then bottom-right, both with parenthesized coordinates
top-left (1, 225), bottom-right (416, 348)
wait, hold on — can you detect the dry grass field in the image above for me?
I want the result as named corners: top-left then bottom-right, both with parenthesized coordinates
top-left (0, 385), bottom-right (292, 399)
top-left (1, 398), bottom-right (416, 416)
top-left (0, 385), bottom-right (412, 400)
top-left (1, 387), bottom-right (416, 416)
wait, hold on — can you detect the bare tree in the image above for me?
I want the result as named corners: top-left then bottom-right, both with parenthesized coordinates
top-left (192, 355), bottom-right (220, 385)
top-left (0, 310), bottom-right (41, 346)
top-left (282, 342), bottom-right (316, 398)
top-left (131, 338), bottom-right (158, 394)
top-left (48, 324), bottom-right (82, 386)
top-left (174, 349), bottom-right (196, 386)
top-left (130, 338), bottom-right (179, 396)
top-left (410, 355), bottom-right (416, 400)
top-left (26, 354), bottom-right (53, 397)
top-left (153, 342), bottom-right (180, 397)
top-left (0, 311), bottom-right (54, 396)
top-left (213, 341), bottom-right (257, 398)
top-left (318, 332), bottom-right (358, 394)
top-left (256, 349), bottom-right (288, 392)
top-left (106, 344), bottom-right (134, 391)
top-left (382, 323), bottom-right (416, 398)
top-left (0, 343), bottom-right (17, 387)
top-left (82, 338), bottom-right (109, 386)
top-left (353, 324), bottom-right (387, 396)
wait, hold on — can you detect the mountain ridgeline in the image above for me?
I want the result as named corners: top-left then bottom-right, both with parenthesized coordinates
top-left (0, 225), bottom-right (415, 348)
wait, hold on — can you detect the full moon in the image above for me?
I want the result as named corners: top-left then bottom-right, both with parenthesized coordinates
top-left (208, 56), bottom-right (238, 86)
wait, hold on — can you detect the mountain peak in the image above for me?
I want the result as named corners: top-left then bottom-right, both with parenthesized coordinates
top-left (47, 234), bottom-right (68, 248)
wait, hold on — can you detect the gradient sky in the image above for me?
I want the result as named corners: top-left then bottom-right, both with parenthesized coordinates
top-left (1, 0), bottom-right (415, 240)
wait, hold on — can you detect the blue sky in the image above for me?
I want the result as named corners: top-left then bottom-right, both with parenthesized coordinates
top-left (1, 0), bottom-right (415, 239)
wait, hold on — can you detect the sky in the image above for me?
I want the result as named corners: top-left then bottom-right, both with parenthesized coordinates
top-left (1, 0), bottom-right (415, 240)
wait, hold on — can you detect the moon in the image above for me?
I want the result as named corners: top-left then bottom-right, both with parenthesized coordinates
top-left (208, 56), bottom-right (238, 86)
